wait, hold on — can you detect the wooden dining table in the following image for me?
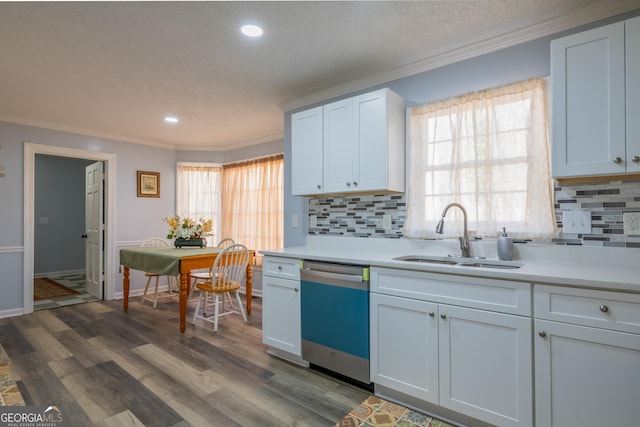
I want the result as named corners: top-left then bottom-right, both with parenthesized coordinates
top-left (120, 246), bottom-right (255, 333)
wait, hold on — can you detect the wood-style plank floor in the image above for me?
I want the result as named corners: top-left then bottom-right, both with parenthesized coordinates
top-left (0, 296), bottom-right (370, 426)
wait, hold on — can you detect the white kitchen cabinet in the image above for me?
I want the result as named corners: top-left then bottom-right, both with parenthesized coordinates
top-left (370, 293), bottom-right (439, 402)
top-left (370, 268), bottom-right (533, 427)
top-left (291, 106), bottom-right (324, 196)
top-left (262, 256), bottom-right (307, 365)
top-left (534, 285), bottom-right (640, 427)
top-left (291, 88), bottom-right (405, 196)
top-left (324, 88), bottom-right (405, 194)
top-left (551, 17), bottom-right (640, 177)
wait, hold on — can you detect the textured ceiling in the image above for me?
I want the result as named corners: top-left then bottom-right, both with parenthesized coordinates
top-left (0, 1), bottom-right (637, 150)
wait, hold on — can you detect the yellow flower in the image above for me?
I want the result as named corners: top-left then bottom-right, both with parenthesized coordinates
top-left (163, 216), bottom-right (213, 240)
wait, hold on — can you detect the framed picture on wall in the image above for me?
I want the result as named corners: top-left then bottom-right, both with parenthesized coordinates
top-left (137, 170), bottom-right (160, 197)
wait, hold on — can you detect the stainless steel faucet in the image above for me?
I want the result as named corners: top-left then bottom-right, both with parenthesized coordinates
top-left (435, 202), bottom-right (471, 258)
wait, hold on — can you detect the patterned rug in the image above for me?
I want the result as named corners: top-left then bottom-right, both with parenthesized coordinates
top-left (335, 396), bottom-right (454, 427)
top-left (34, 277), bottom-right (80, 300)
top-left (0, 344), bottom-right (25, 406)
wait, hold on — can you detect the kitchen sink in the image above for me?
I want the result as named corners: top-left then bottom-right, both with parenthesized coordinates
top-left (457, 261), bottom-right (523, 269)
top-left (393, 255), bottom-right (523, 269)
top-left (392, 255), bottom-right (458, 265)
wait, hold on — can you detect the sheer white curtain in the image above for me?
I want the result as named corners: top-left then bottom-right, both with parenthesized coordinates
top-left (222, 155), bottom-right (284, 259)
top-left (176, 163), bottom-right (222, 246)
top-left (404, 78), bottom-right (557, 240)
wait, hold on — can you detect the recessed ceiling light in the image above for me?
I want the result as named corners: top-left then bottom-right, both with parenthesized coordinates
top-left (164, 116), bottom-right (179, 124)
top-left (241, 24), bottom-right (263, 38)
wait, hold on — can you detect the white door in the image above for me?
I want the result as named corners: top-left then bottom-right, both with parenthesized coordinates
top-left (85, 161), bottom-right (103, 299)
top-left (262, 275), bottom-right (301, 356)
top-left (291, 106), bottom-right (324, 195)
top-left (323, 97), bottom-right (354, 193)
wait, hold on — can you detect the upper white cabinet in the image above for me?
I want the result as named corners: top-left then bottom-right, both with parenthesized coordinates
top-left (291, 88), bottom-right (405, 196)
top-left (551, 16), bottom-right (640, 178)
top-left (291, 106), bottom-right (324, 195)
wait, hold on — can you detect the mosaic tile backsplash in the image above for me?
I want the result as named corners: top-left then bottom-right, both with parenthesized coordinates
top-left (307, 180), bottom-right (640, 248)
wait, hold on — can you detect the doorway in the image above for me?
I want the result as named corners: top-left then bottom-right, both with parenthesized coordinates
top-left (23, 143), bottom-right (116, 314)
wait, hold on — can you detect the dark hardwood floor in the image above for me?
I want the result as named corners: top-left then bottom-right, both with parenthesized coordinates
top-left (0, 295), bottom-right (370, 426)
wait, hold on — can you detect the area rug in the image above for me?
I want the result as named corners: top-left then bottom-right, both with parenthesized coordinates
top-left (0, 344), bottom-right (25, 406)
top-left (34, 277), bottom-right (80, 300)
top-left (335, 396), bottom-right (454, 427)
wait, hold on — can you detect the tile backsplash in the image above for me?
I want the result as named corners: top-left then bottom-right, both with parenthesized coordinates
top-left (307, 180), bottom-right (640, 248)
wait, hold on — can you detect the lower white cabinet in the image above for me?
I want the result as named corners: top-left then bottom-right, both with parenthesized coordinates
top-left (534, 285), bottom-right (640, 426)
top-left (370, 268), bottom-right (533, 427)
top-left (262, 257), bottom-right (306, 364)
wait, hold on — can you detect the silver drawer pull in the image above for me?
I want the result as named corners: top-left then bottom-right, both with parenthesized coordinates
top-left (277, 265), bottom-right (282, 270)
top-left (440, 313), bottom-right (447, 319)
top-left (599, 304), bottom-right (609, 313)
top-left (633, 156), bottom-right (640, 163)
top-left (428, 311), bottom-right (435, 317)
top-left (613, 157), bottom-right (623, 164)
top-left (538, 331), bottom-right (547, 338)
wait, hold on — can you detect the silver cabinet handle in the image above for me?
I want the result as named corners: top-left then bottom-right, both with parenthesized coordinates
top-left (440, 313), bottom-right (447, 319)
top-left (428, 311), bottom-right (435, 317)
top-left (600, 304), bottom-right (609, 313)
top-left (277, 265), bottom-right (282, 270)
top-left (613, 157), bottom-right (623, 164)
top-left (632, 156), bottom-right (640, 163)
top-left (346, 182), bottom-right (351, 186)
top-left (538, 331), bottom-right (547, 337)
top-left (316, 184), bottom-right (321, 190)
top-left (353, 181), bottom-right (358, 186)
top-left (294, 287), bottom-right (299, 292)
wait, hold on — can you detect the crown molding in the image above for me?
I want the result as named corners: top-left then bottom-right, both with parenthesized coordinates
top-left (280, 1), bottom-right (640, 113)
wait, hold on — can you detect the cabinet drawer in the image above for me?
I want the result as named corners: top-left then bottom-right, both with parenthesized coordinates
top-left (371, 267), bottom-right (531, 316)
top-left (263, 257), bottom-right (300, 280)
top-left (534, 285), bottom-right (640, 334)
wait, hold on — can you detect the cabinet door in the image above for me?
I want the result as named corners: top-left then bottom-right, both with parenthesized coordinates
top-left (439, 305), bottom-right (532, 427)
top-left (551, 22), bottom-right (626, 177)
top-left (535, 319), bottom-right (640, 427)
top-left (370, 293), bottom-right (439, 403)
top-left (353, 89), bottom-right (405, 193)
top-left (291, 106), bottom-right (323, 195)
top-left (262, 275), bottom-right (301, 356)
top-left (323, 98), bottom-right (354, 193)
top-left (627, 16), bottom-right (640, 173)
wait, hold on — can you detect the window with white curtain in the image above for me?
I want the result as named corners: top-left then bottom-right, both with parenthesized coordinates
top-left (222, 154), bottom-right (284, 260)
top-left (176, 155), bottom-right (284, 258)
top-left (404, 77), bottom-right (557, 240)
top-left (176, 163), bottom-right (222, 247)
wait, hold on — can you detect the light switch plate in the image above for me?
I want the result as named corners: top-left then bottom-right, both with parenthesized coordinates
top-left (623, 212), bottom-right (640, 235)
top-left (562, 211), bottom-right (591, 234)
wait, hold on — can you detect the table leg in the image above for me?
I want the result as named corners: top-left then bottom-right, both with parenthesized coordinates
top-left (123, 266), bottom-right (130, 312)
top-left (179, 272), bottom-right (188, 333)
top-left (246, 264), bottom-right (253, 315)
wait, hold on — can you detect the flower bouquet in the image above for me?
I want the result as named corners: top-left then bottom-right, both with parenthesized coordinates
top-left (164, 216), bottom-right (213, 248)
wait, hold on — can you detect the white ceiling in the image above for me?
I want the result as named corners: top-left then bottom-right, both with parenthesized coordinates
top-left (0, 1), bottom-right (638, 151)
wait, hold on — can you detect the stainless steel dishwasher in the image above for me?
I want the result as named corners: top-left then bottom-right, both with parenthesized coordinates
top-left (300, 260), bottom-right (371, 386)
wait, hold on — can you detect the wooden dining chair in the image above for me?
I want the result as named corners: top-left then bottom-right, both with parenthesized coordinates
top-left (139, 237), bottom-right (177, 308)
top-left (192, 244), bottom-right (249, 332)
top-left (188, 238), bottom-right (235, 304)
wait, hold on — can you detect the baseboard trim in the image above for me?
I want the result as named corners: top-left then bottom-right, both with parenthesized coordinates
top-left (0, 308), bottom-right (24, 319)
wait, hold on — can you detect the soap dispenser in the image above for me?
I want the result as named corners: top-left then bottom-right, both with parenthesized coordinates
top-left (497, 227), bottom-right (513, 261)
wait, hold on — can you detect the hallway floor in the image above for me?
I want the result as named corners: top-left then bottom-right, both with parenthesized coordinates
top-left (34, 273), bottom-right (99, 311)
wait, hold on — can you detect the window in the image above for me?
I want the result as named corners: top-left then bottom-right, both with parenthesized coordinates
top-left (176, 163), bottom-right (222, 247)
top-left (404, 78), bottom-right (556, 240)
top-left (222, 154), bottom-right (284, 259)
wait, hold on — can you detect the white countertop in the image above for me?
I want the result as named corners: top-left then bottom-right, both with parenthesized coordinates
top-left (261, 236), bottom-right (640, 293)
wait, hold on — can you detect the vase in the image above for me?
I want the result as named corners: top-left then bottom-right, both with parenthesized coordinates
top-left (174, 237), bottom-right (204, 248)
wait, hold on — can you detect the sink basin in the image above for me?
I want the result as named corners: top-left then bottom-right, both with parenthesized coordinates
top-left (392, 255), bottom-right (458, 265)
top-left (393, 255), bottom-right (522, 269)
top-left (458, 261), bottom-right (523, 269)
